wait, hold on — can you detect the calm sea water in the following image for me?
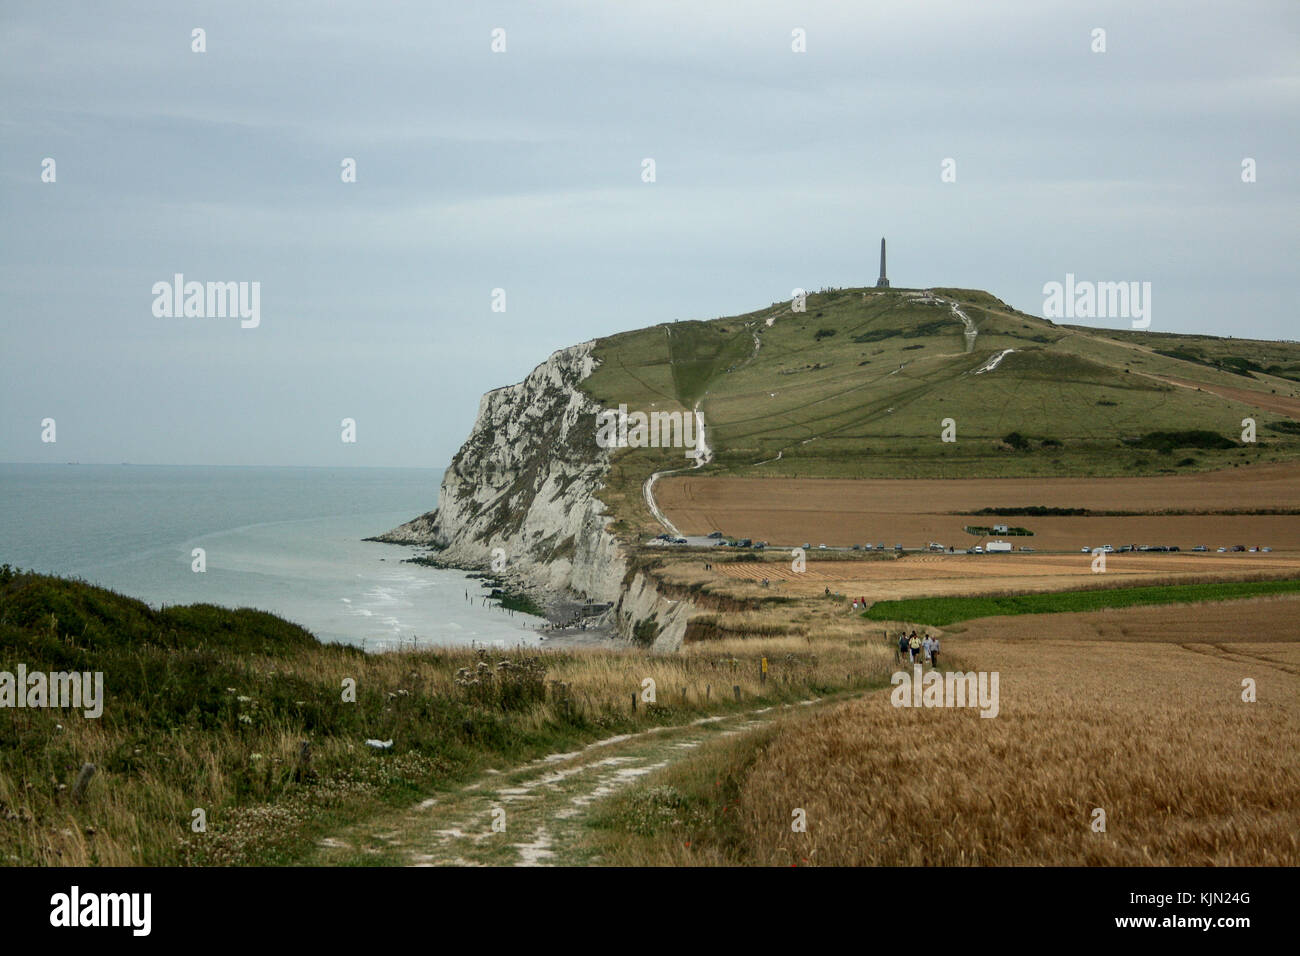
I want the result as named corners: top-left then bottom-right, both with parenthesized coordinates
top-left (0, 464), bottom-right (541, 649)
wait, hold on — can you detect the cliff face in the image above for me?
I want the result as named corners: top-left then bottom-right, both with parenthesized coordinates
top-left (380, 342), bottom-right (626, 599)
top-left (380, 340), bottom-right (698, 651)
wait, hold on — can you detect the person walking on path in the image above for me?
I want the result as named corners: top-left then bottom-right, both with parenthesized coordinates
top-left (908, 631), bottom-right (921, 663)
top-left (897, 632), bottom-right (909, 663)
top-left (930, 635), bottom-right (941, 668)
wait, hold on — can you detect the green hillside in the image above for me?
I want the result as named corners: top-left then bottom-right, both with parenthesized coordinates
top-left (584, 288), bottom-right (1300, 494)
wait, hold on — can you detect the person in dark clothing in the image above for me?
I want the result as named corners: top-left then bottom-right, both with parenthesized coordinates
top-left (897, 633), bottom-right (909, 663)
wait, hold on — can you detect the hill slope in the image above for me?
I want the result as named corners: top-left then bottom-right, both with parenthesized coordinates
top-left (585, 288), bottom-right (1300, 527)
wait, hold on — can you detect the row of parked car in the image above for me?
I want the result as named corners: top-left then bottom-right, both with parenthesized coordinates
top-left (1083, 544), bottom-right (1272, 553)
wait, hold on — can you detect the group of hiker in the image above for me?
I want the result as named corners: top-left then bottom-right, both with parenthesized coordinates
top-left (897, 630), bottom-right (940, 666)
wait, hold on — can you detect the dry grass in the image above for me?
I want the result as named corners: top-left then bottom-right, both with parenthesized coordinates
top-left (590, 620), bottom-right (1300, 865)
top-left (0, 633), bottom-right (893, 867)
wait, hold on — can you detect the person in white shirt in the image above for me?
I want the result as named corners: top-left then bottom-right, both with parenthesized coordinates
top-left (929, 635), bottom-right (941, 667)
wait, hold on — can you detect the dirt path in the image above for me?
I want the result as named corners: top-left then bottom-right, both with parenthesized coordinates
top-left (310, 699), bottom-right (827, 867)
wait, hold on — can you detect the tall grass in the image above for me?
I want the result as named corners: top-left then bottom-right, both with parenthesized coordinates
top-left (0, 571), bottom-right (881, 866)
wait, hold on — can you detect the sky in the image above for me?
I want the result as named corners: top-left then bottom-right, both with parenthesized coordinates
top-left (1, 0), bottom-right (1296, 468)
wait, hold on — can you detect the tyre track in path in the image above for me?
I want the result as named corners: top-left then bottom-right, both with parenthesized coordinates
top-left (311, 695), bottom-right (841, 867)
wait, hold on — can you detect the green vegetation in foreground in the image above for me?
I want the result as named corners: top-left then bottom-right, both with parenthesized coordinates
top-left (0, 567), bottom-right (844, 866)
top-left (863, 578), bottom-right (1300, 627)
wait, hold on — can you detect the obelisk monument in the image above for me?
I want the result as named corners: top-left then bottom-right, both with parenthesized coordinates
top-left (875, 237), bottom-right (890, 288)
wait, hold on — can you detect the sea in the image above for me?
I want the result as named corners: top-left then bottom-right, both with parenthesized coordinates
top-left (0, 463), bottom-right (542, 650)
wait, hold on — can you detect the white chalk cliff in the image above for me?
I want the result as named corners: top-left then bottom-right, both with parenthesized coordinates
top-left (378, 342), bottom-right (695, 649)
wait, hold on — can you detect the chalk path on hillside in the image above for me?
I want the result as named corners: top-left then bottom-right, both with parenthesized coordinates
top-left (642, 295), bottom-right (976, 533)
top-left (309, 697), bottom-right (832, 867)
top-left (643, 308), bottom-right (782, 535)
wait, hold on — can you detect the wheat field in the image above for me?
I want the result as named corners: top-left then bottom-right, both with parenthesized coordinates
top-left (591, 619), bottom-right (1299, 866)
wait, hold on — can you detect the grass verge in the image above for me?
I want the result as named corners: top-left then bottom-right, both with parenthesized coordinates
top-left (863, 577), bottom-right (1300, 626)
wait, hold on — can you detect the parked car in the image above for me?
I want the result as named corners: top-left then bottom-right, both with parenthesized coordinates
top-left (1080, 547), bottom-right (1090, 553)
top-left (1101, 545), bottom-right (1114, 553)
top-left (851, 543), bottom-right (861, 550)
top-left (1263, 547), bottom-right (1273, 552)
top-left (1193, 545), bottom-right (1208, 552)
top-left (1119, 545), bottom-right (1133, 553)
top-left (1217, 547), bottom-right (1227, 553)
top-left (802, 543), bottom-right (810, 550)
top-left (672, 537), bottom-right (687, 545)
top-left (707, 531), bottom-right (723, 539)
top-left (1019, 546), bottom-right (1035, 552)
top-left (972, 546), bottom-right (984, 554)
top-left (737, 538), bottom-right (753, 547)
top-left (1169, 546), bottom-right (1180, 552)
top-left (1232, 545), bottom-right (1246, 552)
top-left (1248, 546), bottom-right (1259, 553)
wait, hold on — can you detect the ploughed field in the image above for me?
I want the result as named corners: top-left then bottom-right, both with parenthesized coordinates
top-left (689, 552), bottom-right (1300, 601)
top-left (656, 462), bottom-right (1300, 552)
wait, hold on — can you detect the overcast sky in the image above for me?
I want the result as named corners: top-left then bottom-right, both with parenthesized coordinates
top-left (2, 0), bottom-right (1296, 468)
